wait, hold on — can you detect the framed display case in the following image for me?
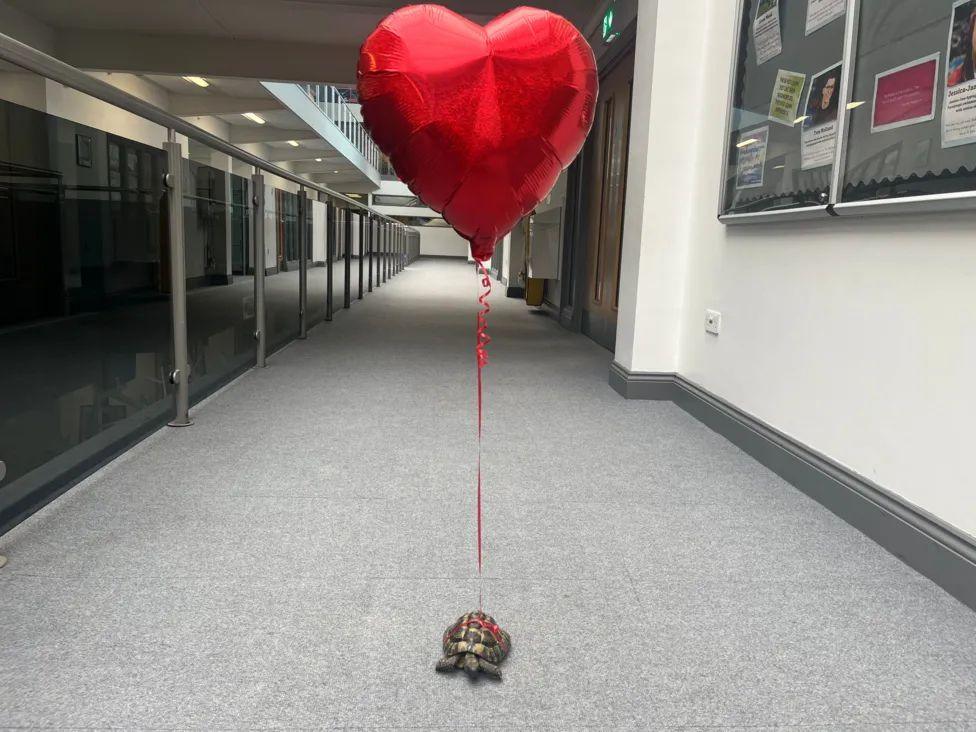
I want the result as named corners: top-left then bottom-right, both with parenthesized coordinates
top-left (719, 0), bottom-right (976, 223)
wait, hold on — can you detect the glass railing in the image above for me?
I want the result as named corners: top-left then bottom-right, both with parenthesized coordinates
top-left (0, 31), bottom-right (418, 535)
top-left (301, 84), bottom-right (382, 172)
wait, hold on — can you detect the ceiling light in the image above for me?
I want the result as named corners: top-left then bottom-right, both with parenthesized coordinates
top-left (315, 158), bottom-right (323, 162)
top-left (287, 140), bottom-right (300, 147)
top-left (333, 170), bottom-right (339, 174)
top-left (242, 112), bottom-right (266, 125)
top-left (736, 138), bottom-right (758, 148)
top-left (846, 100), bottom-right (866, 110)
top-left (774, 164), bottom-right (785, 169)
top-left (183, 76), bottom-right (210, 88)
top-left (793, 115), bottom-right (809, 124)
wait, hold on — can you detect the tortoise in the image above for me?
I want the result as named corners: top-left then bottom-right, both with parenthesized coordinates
top-left (435, 610), bottom-right (511, 679)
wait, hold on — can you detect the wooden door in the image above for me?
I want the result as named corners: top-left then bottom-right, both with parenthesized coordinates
top-left (580, 49), bottom-right (634, 350)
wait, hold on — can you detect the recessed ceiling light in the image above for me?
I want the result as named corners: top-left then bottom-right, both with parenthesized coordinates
top-left (736, 138), bottom-right (758, 148)
top-left (846, 100), bottom-right (866, 110)
top-left (287, 140), bottom-right (300, 147)
top-left (183, 76), bottom-right (210, 88)
top-left (315, 158), bottom-right (323, 162)
top-left (242, 112), bottom-right (266, 125)
top-left (333, 170), bottom-right (339, 174)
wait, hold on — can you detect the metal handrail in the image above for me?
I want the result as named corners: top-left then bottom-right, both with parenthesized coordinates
top-left (0, 31), bottom-right (401, 224)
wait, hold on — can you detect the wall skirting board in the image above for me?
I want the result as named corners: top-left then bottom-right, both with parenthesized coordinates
top-left (609, 361), bottom-right (976, 612)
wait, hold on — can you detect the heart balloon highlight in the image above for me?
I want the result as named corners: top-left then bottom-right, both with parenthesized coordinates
top-left (357, 5), bottom-right (598, 261)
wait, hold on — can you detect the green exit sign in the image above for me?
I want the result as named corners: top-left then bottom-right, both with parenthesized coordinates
top-left (602, 2), bottom-right (619, 43)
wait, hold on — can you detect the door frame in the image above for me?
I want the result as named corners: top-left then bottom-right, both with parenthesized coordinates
top-left (557, 23), bottom-right (637, 335)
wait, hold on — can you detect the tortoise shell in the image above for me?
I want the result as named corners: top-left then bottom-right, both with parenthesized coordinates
top-left (436, 610), bottom-right (511, 679)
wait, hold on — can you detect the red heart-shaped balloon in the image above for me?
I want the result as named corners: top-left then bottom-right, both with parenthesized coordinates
top-left (357, 5), bottom-right (598, 261)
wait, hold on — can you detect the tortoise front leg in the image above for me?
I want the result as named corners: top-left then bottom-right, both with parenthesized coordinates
top-left (478, 659), bottom-right (502, 679)
top-left (436, 655), bottom-right (461, 673)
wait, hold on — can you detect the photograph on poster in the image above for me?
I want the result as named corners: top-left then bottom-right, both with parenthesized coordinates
top-left (805, 0), bottom-right (846, 36)
top-left (753, 0), bottom-right (782, 65)
top-left (943, 0), bottom-right (976, 147)
top-left (801, 63), bottom-right (843, 169)
top-left (768, 69), bottom-right (807, 126)
top-left (735, 126), bottom-right (770, 189)
top-left (871, 53), bottom-right (940, 133)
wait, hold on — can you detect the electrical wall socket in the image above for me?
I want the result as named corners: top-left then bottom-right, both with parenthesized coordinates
top-left (705, 309), bottom-right (722, 335)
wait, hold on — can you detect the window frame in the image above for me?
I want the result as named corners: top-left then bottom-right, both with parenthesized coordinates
top-left (718, 0), bottom-right (976, 224)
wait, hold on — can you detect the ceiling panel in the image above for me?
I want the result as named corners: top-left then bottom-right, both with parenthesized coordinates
top-left (7, 0), bottom-right (223, 34)
top-left (10, 0), bottom-right (595, 40)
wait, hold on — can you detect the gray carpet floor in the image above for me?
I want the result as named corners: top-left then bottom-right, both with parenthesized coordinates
top-left (1, 258), bottom-right (975, 730)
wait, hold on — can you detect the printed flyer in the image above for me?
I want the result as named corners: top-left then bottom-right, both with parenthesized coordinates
top-left (735, 126), bottom-right (770, 189)
top-left (801, 63), bottom-right (843, 169)
top-left (769, 69), bottom-right (807, 126)
top-left (943, 0), bottom-right (976, 147)
top-left (805, 0), bottom-right (846, 36)
top-left (872, 53), bottom-right (940, 133)
top-left (753, 0), bottom-right (782, 66)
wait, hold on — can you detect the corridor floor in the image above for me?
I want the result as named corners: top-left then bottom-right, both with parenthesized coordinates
top-left (2, 258), bottom-right (975, 729)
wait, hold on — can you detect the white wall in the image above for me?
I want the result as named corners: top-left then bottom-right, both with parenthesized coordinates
top-left (616, 0), bottom-right (976, 539)
top-left (417, 227), bottom-right (469, 257)
top-left (45, 73), bottom-right (178, 150)
top-left (372, 180), bottom-right (471, 257)
top-left (0, 71), bottom-right (46, 109)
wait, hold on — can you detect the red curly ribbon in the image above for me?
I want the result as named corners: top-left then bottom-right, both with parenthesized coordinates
top-left (475, 259), bottom-right (491, 609)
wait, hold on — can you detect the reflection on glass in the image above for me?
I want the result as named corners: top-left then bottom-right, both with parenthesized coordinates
top-left (265, 187), bottom-right (300, 352)
top-left (333, 205), bottom-right (347, 309)
top-left (0, 92), bottom-right (172, 528)
top-left (183, 142), bottom-right (256, 399)
top-left (842, 0), bottom-right (976, 202)
top-left (721, 0), bottom-right (847, 215)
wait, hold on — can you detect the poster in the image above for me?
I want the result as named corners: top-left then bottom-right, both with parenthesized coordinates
top-left (753, 0), bottom-right (782, 66)
top-left (735, 126), bottom-right (770, 189)
top-left (871, 53), bottom-right (940, 133)
top-left (943, 0), bottom-right (976, 148)
top-left (805, 0), bottom-right (847, 36)
top-left (768, 69), bottom-right (807, 126)
top-left (801, 63), bottom-right (843, 170)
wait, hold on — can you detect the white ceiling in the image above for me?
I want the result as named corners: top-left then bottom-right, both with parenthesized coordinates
top-left (8, 0), bottom-right (597, 44)
top-left (6, 0), bottom-right (606, 84)
top-left (145, 72), bottom-right (364, 185)
top-left (145, 74), bottom-right (270, 99)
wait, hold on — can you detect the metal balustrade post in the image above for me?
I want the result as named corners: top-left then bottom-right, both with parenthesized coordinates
top-left (368, 215), bottom-right (374, 292)
top-left (252, 171), bottom-right (266, 367)
top-left (387, 223), bottom-right (392, 280)
top-left (358, 212), bottom-right (365, 300)
top-left (298, 186), bottom-right (308, 339)
top-left (326, 199), bottom-right (335, 321)
top-left (376, 221), bottom-right (389, 282)
top-left (379, 222), bottom-right (385, 284)
top-left (375, 220), bottom-right (382, 288)
top-left (164, 130), bottom-right (192, 427)
top-left (344, 206), bottom-right (352, 309)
